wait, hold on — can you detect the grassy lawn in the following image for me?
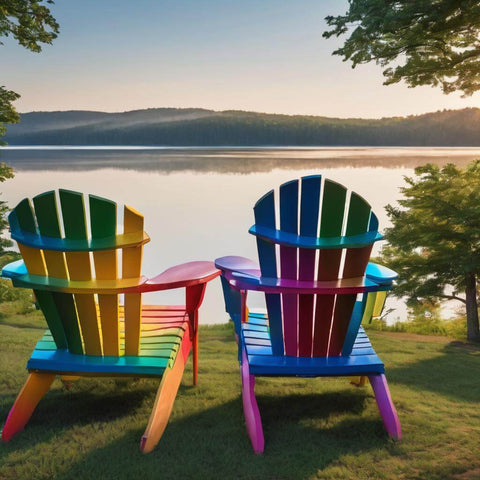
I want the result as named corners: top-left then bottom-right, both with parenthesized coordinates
top-left (1, 311), bottom-right (480, 480)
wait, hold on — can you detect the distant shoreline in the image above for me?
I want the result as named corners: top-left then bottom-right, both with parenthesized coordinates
top-left (5, 107), bottom-right (480, 147)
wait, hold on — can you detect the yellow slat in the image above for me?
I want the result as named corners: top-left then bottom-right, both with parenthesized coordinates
top-left (122, 205), bottom-right (144, 356)
top-left (18, 244), bottom-right (47, 276)
top-left (65, 248), bottom-right (102, 355)
top-left (98, 294), bottom-right (119, 356)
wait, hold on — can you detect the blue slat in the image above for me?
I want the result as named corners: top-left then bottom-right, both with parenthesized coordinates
top-left (342, 298), bottom-right (367, 356)
top-left (300, 175), bottom-right (322, 236)
top-left (27, 349), bottom-right (169, 376)
top-left (248, 225), bottom-right (383, 249)
top-left (264, 293), bottom-right (284, 355)
top-left (248, 352), bottom-right (384, 376)
top-left (280, 179), bottom-right (299, 233)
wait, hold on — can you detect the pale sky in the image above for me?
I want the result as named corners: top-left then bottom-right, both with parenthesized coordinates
top-left (3, 0), bottom-right (480, 118)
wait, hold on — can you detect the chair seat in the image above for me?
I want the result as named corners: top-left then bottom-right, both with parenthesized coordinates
top-left (27, 305), bottom-right (189, 377)
top-left (241, 312), bottom-right (384, 376)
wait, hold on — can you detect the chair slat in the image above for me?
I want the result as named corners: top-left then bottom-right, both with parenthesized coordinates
top-left (123, 205), bottom-right (144, 356)
top-left (90, 195), bottom-right (119, 356)
top-left (254, 190), bottom-right (283, 355)
top-left (33, 192), bottom-right (83, 354)
top-left (328, 191), bottom-right (372, 356)
top-left (313, 180), bottom-right (347, 356)
top-left (298, 176), bottom-right (321, 357)
top-left (279, 180), bottom-right (298, 356)
top-left (60, 190), bottom-right (102, 355)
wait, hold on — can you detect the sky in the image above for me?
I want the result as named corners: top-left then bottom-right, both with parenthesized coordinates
top-left (3, 0), bottom-right (480, 118)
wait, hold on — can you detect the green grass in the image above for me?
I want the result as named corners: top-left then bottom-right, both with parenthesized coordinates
top-left (1, 309), bottom-right (480, 480)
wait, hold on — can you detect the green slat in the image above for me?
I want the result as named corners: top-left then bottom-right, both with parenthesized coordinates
top-left (320, 180), bottom-right (347, 237)
top-left (13, 198), bottom-right (37, 232)
top-left (59, 190), bottom-right (88, 239)
top-left (32, 191), bottom-right (84, 355)
top-left (52, 292), bottom-right (84, 354)
top-left (90, 194), bottom-right (117, 238)
top-left (139, 348), bottom-right (177, 357)
top-left (345, 192), bottom-right (371, 236)
top-left (139, 337), bottom-right (182, 345)
top-left (33, 191), bottom-right (61, 237)
top-left (35, 291), bottom-right (68, 349)
top-left (35, 340), bottom-right (57, 350)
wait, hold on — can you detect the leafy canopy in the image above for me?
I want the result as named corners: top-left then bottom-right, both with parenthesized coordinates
top-left (0, 0), bottom-right (59, 142)
top-left (323, 1), bottom-right (480, 96)
top-left (381, 161), bottom-right (480, 305)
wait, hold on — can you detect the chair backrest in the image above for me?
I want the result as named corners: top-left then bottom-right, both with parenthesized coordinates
top-left (8, 189), bottom-right (149, 357)
top-left (251, 175), bottom-right (381, 358)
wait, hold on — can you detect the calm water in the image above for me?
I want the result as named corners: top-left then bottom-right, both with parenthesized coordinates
top-left (2, 146), bottom-right (480, 324)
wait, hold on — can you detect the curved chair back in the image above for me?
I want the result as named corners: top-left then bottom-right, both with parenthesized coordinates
top-left (7, 190), bottom-right (149, 357)
top-left (250, 175), bottom-right (382, 357)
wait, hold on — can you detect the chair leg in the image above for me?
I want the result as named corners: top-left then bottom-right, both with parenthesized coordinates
top-left (2, 372), bottom-right (55, 442)
top-left (241, 348), bottom-right (264, 454)
top-left (192, 328), bottom-right (199, 386)
top-left (368, 374), bottom-right (402, 440)
top-left (140, 349), bottom-right (188, 453)
top-left (350, 376), bottom-right (368, 387)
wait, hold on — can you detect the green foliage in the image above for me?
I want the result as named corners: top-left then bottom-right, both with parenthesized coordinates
top-left (324, 1), bottom-right (480, 96)
top-left (366, 301), bottom-right (468, 339)
top-left (7, 107), bottom-right (480, 146)
top-left (381, 161), bottom-right (480, 340)
top-left (0, 87), bottom-right (20, 145)
top-left (0, 0), bottom-right (59, 142)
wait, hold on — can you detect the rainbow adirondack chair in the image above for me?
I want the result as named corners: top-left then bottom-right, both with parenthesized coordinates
top-left (1, 190), bottom-right (219, 453)
top-left (215, 175), bottom-right (401, 453)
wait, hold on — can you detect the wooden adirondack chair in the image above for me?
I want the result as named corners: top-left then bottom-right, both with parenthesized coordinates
top-left (215, 175), bottom-right (401, 453)
top-left (1, 189), bottom-right (219, 453)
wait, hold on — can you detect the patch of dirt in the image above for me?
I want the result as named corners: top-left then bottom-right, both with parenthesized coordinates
top-left (371, 331), bottom-right (450, 343)
top-left (454, 468), bottom-right (480, 479)
top-left (448, 340), bottom-right (480, 352)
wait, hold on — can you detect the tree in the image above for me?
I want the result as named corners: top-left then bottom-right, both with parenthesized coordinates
top-left (0, 0), bottom-right (59, 142)
top-left (323, 1), bottom-right (480, 96)
top-left (380, 161), bottom-right (480, 342)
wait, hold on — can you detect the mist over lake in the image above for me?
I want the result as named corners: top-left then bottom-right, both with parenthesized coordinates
top-left (2, 146), bottom-right (479, 324)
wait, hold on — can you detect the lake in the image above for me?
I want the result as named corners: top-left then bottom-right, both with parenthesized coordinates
top-left (2, 146), bottom-right (480, 324)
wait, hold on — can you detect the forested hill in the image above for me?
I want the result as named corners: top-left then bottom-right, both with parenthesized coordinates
top-left (4, 107), bottom-right (480, 146)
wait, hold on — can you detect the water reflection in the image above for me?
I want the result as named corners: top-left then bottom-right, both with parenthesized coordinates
top-left (0, 147), bottom-right (473, 324)
top-left (2, 146), bottom-right (480, 173)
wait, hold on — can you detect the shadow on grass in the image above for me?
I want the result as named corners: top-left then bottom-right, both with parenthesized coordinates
top-left (0, 386), bottom-right (152, 462)
top-left (388, 342), bottom-right (480, 402)
top-left (0, 381), bottom-right (390, 479)
top-left (53, 393), bottom-right (386, 480)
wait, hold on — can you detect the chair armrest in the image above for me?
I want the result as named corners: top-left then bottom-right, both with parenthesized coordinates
top-left (214, 255), bottom-right (260, 277)
top-left (227, 271), bottom-right (388, 295)
top-left (140, 261), bottom-right (220, 292)
top-left (2, 259), bottom-right (27, 279)
top-left (365, 262), bottom-right (398, 285)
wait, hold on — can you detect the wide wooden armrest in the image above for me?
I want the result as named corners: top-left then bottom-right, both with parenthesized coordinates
top-left (365, 262), bottom-right (398, 284)
top-left (226, 271), bottom-right (389, 295)
top-left (249, 225), bottom-right (383, 249)
top-left (2, 259), bottom-right (27, 279)
top-left (214, 256), bottom-right (260, 277)
top-left (2, 259), bottom-right (219, 294)
top-left (141, 261), bottom-right (220, 292)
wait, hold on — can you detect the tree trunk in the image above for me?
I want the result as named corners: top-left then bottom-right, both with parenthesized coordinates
top-left (465, 273), bottom-right (480, 342)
